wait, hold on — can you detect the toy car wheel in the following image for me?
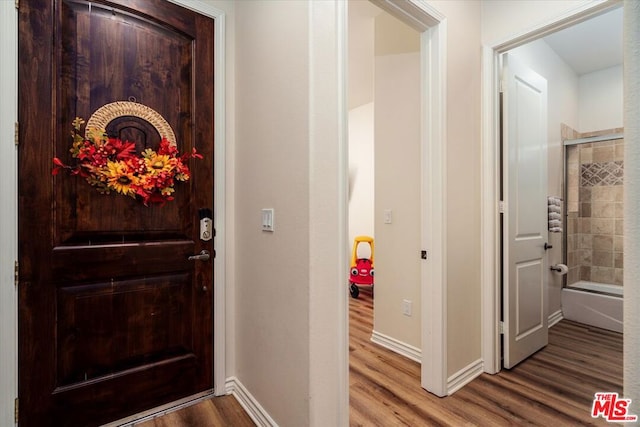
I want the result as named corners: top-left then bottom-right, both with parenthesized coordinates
top-left (349, 283), bottom-right (359, 299)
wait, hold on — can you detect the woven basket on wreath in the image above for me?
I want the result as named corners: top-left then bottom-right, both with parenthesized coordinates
top-left (85, 101), bottom-right (177, 146)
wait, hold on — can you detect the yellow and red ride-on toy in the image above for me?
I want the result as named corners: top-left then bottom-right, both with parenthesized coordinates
top-left (349, 236), bottom-right (374, 299)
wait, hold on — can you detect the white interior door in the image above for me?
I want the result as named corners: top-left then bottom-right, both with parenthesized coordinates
top-left (502, 53), bottom-right (549, 369)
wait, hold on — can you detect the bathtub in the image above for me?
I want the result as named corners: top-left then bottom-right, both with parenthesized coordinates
top-left (561, 281), bottom-right (623, 333)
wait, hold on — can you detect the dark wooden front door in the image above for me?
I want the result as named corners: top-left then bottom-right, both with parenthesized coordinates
top-left (18, 1), bottom-right (215, 425)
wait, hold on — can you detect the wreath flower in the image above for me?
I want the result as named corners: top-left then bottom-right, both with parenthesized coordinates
top-left (52, 117), bottom-right (202, 206)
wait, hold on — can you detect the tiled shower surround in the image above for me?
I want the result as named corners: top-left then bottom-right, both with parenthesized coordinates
top-left (565, 128), bottom-right (624, 287)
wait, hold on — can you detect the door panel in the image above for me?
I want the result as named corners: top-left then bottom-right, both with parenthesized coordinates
top-left (56, 0), bottom-right (193, 242)
top-left (515, 260), bottom-right (544, 338)
top-left (502, 53), bottom-right (548, 369)
top-left (18, 0), bottom-right (215, 425)
top-left (56, 273), bottom-right (192, 386)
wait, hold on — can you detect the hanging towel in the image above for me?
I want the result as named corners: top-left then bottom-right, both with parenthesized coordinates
top-left (547, 196), bottom-right (563, 233)
top-left (548, 205), bottom-right (562, 214)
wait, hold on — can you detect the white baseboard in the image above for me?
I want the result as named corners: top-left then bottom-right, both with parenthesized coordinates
top-left (548, 309), bottom-right (564, 328)
top-left (370, 330), bottom-right (422, 363)
top-left (225, 377), bottom-right (278, 427)
top-left (447, 359), bottom-right (484, 395)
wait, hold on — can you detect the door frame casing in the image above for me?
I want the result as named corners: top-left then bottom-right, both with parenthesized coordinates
top-left (481, 0), bottom-right (623, 374)
top-left (365, 0), bottom-right (448, 395)
top-left (0, 2), bottom-right (18, 426)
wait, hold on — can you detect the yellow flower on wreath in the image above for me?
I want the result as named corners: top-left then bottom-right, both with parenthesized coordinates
top-left (143, 149), bottom-right (176, 175)
top-left (105, 160), bottom-right (140, 196)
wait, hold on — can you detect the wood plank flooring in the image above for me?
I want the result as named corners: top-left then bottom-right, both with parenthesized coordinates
top-left (134, 291), bottom-right (622, 426)
top-left (134, 395), bottom-right (254, 427)
top-left (349, 292), bottom-right (623, 427)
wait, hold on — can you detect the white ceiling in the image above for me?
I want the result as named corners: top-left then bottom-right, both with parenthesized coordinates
top-left (543, 6), bottom-right (623, 76)
top-left (349, 2), bottom-right (623, 77)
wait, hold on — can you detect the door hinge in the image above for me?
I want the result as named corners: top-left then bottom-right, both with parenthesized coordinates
top-left (14, 260), bottom-right (19, 287)
top-left (14, 397), bottom-right (18, 423)
top-left (499, 200), bottom-right (505, 214)
top-left (499, 79), bottom-right (505, 93)
top-left (499, 321), bottom-right (505, 334)
top-left (15, 0), bottom-right (19, 10)
top-left (14, 122), bottom-right (19, 146)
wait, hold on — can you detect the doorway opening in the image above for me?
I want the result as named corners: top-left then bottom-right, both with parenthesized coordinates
top-left (348, 0), bottom-right (422, 359)
top-left (483, 1), bottom-right (623, 373)
top-left (345, 0), bottom-right (447, 398)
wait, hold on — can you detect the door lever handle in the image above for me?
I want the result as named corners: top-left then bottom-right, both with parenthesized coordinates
top-left (188, 250), bottom-right (210, 261)
top-left (544, 242), bottom-right (553, 251)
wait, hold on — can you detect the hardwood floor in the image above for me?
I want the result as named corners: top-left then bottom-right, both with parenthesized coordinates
top-left (349, 292), bottom-right (623, 426)
top-left (133, 395), bottom-right (254, 427)
top-left (135, 291), bottom-right (622, 426)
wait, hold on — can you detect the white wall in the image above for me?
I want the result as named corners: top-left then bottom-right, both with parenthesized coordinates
top-left (509, 38), bottom-right (579, 319)
top-left (234, 3), bottom-right (310, 425)
top-left (428, 0), bottom-right (483, 377)
top-left (234, 1), bottom-right (346, 425)
top-left (348, 1), bottom-right (376, 110)
top-left (348, 1), bottom-right (382, 247)
top-left (481, 0), bottom-right (606, 45)
top-left (373, 11), bottom-right (421, 347)
top-left (348, 1), bottom-right (376, 246)
top-left (307, 3), bottom-right (348, 424)
top-left (579, 65), bottom-right (623, 132)
top-left (348, 103), bottom-right (375, 245)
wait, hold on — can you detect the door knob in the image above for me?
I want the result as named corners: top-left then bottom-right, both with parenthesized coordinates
top-left (188, 250), bottom-right (210, 261)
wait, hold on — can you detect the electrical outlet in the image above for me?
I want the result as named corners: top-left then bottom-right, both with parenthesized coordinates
top-left (402, 299), bottom-right (412, 316)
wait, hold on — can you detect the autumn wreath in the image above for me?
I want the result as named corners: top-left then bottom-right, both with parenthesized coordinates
top-left (52, 107), bottom-right (201, 206)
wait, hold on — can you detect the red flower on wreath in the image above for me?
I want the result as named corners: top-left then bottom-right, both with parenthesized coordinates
top-left (52, 117), bottom-right (202, 206)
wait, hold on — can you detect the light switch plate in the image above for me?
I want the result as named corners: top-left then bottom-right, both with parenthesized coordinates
top-left (261, 209), bottom-right (274, 232)
top-left (384, 209), bottom-right (392, 224)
